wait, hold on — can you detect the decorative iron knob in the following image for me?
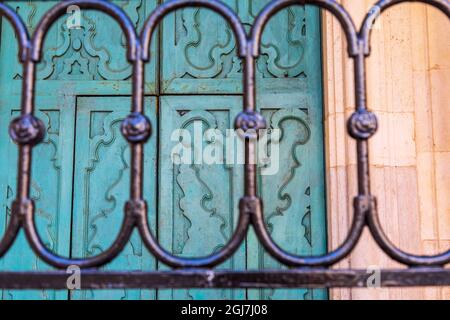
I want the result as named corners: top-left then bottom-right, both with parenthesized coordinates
top-left (121, 112), bottom-right (152, 143)
top-left (234, 111), bottom-right (267, 139)
top-left (9, 114), bottom-right (45, 146)
top-left (347, 110), bottom-right (378, 139)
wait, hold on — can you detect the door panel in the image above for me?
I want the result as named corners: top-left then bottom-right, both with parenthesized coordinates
top-left (248, 93), bottom-right (327, 300)
top-left (158, 96), bottom-right (245, 300)
top-left (161, 0), bottom-right (320, 94)
top-left (0, 0), bottom-right (159, 300)
top-left (70, 96), bottom-right (157, 300)
top-left (161, 0), bottom-right (327, 300)
top-left (0, 0), bottom-right (327, 300)
top-left (0, 96), bottom-right (75, 300)
top-left (0, 0), bottom-right (158, 96)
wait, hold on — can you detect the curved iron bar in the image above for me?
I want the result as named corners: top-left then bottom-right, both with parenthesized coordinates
top-left (136, 0), bottom-right (250, 268)
top-left (141, 0), bottom-right (248, 61)
top-left (361, 0), bottom-right (450, 55)
top-left (246, 0), bottom-right (366, 267)
top-left (24, 201), bottom-right (136, 269)
top-left (360, 0), bottom-right (450, 267)
top-left (0, 0), bottom-right (447, 282)
top-left (0, 3), bottom-right (30, 63)
top-left (367, 204), bottom-right (450, 266)
top-left (0, 4), bottom-right (30, 258)
top-left (30, 0), bottom-right (139, 62)
top-left (250, 196), bottom-right (367, 267)
top-left (0, 213), bottom-right (21, 259)
top-left (135, 199), bottom-right (251, 268)
top-left (251, 0), bottom-right (360, 57)
top-left (12, 0), bottom-right (140, 269)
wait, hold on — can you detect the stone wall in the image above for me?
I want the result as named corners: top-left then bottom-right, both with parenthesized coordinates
top-left (322, 0), bottom-right (450, 299)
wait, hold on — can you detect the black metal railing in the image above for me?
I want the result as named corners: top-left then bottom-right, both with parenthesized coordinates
top-left (0, 0), bottom-right (449, 290)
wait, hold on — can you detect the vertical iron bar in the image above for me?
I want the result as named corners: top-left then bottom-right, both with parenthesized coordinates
top-left (354, 43), bottom-right (371, 196)
top-left (131, 52), bottom-right (144, 201)
top-left (17, 60), bottom-right (37, 201)
top-left (243, 50), bottom-right (257, 197)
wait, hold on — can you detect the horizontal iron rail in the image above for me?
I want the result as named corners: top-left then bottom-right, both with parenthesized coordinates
top-left (0, 269), bottom-right (449, 289)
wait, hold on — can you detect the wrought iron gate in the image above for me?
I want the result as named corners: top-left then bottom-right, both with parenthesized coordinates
top-left (0, 0), bottom-right (449, 290)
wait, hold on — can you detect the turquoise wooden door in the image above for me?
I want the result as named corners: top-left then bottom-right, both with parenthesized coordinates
top-left (0, 1), bottom-right (327, 300)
